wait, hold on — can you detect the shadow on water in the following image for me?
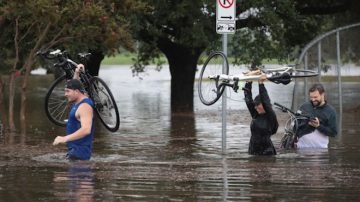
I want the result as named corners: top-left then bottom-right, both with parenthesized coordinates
top-left (0, 66), bottom-right (360, 201)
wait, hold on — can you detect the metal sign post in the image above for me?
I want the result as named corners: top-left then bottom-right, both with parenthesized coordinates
top-left (221, 34), bottom-right (228, 154)
top-left (216, 0), bottom-right (236, 154)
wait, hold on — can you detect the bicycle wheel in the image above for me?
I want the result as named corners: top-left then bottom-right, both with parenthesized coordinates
top-left (198, 51), bottom-right (229, 105)
top-left (280, 132), bottom-right (296, 149)
top-left (88, 77), bottom-right (120, 132)
top-left (289, 69), bottom-right (319, 78)
top-left (280, 116), bottom-right (298, 149)
top-left (45, 75), bottom-right (70, 127)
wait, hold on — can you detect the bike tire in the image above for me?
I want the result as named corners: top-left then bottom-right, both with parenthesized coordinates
top-left (89, 77), bottom-right (120, 132)
top-left (44, 75), bottom-right (69, 127)
top-left (198, 51), bottom-right (229, 106)
top-left (280, 132), bottom-right (293, 149)
top-left (289, 69), bottom-right (319, 78)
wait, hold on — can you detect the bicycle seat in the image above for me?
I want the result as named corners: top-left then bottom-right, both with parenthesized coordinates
top-left (78, 53), bottom-right (91, 60)
top-left (268, 73), bottom-right (291, 85)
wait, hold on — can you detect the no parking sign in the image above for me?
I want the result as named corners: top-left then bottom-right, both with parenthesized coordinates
top-left (216, 0), bottom-right (236, 34)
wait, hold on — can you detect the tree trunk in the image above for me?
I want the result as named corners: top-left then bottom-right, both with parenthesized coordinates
top-left (20, 61), bottom-right (32, 136)
top-left (8, 73), bottom-right (16, 132)
top-left (19, 22), bottom-right (50, 135)
top-left (8, 17), bottom-right (21, 132)
top-left (164, 45), bottom-right (202, 113)
top-left (87, 50), bottom-right (104, 76)
top-left (0, 74), bottom-right (7, 133)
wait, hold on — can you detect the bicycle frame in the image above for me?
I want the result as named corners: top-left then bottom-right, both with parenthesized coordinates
top-left (208, 66), bottom-right (293, 82)
top-left (48, 51), bottom-right (115, 111)
top-left (206, 66), bottom-right (293, 94)
top-left (39, 49), bottom-right (120, 132)
top-left (275, 102), bottom-right (312, 149)
top-left (275, 102), bottom-right (320, 150)
top-left (198, 51), bottom-right (319, 106)
top-left (45, 50), bottom-right (93, 90)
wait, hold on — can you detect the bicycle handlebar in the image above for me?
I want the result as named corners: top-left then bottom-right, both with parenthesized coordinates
top-left (36, 49), bottom-right (90, 69)
top-left (274, 102), bottom-right (295, 114)
top-left (36, 49), bottom-right (66, 60)
top-left (274, 102), bottom-right (315, 120)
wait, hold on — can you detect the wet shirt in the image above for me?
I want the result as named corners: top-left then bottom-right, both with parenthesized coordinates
top-left (244, 83), bottom-right (278, 155)
top-left (66, 98), bottom-right (95, 160)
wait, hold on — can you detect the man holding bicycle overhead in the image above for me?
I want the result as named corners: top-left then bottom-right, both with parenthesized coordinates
top-left (295, 83), bottom-right (337, 149)
top-left (243, 74), bottom-right (279, 155)
top-left (53, 64), bottom-right (95, 160)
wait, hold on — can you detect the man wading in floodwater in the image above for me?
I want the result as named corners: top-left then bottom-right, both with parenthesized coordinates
top-left (52, 65), bottom-right (95, 160)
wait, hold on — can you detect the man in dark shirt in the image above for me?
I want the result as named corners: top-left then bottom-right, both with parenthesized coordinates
top-left (296, 83), bottom-right (337, 148)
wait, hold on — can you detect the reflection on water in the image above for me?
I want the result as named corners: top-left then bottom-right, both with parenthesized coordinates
top-left (53, 161), bottom-right (94, 202)
top-left (0, 66), bottom-right (359, 201)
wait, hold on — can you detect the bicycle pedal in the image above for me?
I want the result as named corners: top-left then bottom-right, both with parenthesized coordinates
top-left (233, 86), bottom-right (239, 92)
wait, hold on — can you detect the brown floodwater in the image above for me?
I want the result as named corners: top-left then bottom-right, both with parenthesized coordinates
top-left (0, 66), bottom-right (359, 201)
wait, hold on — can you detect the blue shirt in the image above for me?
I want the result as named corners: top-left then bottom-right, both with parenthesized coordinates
top-left (66, 98), bottom-right (95, 160)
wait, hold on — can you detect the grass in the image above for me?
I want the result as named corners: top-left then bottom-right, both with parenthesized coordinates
top-left (102, 53), bottom-right (167, 65)
top-left (102, 53), bottom-right (136, 65)
top-left (103, 53), bottom-right (292, 66)
top-left (321, 76), bottom-right (360, 82)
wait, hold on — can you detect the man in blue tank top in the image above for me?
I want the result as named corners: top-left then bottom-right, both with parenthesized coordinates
top-left (53, 76), bottom-right (95, 160)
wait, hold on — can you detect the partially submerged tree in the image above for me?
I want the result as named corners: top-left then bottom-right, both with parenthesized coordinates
top-left (131, 0), bottom-right (218, 113)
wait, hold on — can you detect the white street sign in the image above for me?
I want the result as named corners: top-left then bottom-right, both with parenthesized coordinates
top-left (216, 0), bottom-right (236, 34)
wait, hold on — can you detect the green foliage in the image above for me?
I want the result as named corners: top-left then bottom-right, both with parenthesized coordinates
top-left (130, 0), bottom-right (345, 70)
top-left (130, 0), bottom-right (218, 72)
top-left (0, 0), bottom-right (137, 74)
top-left (229, 0), bottom-right (332, 68)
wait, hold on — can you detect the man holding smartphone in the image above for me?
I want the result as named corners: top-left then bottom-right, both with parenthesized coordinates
top-left (295, 83), bottom-right (338, 148)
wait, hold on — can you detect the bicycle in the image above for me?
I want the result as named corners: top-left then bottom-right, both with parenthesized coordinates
top-left (198, 51), bottom-right (319, 106)
top-left (274, 102), bottom-right (315, 149)
top-left (37, 49), bottom-right (120, 132)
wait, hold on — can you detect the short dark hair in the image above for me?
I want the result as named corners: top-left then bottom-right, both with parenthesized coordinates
top-left (65, 79), bottom-right (85, 93)
top-left (309, 83), bottom-right (325, 94)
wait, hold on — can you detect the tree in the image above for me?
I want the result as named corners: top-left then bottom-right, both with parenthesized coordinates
top-left (0, 0), bottom-right (136, 133)
top-left (131, 0), bottom-right (218, 113)
top-left (131, 0), bottom-right (357, 113)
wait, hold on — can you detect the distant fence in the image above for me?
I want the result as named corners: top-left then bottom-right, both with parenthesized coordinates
top-left (292, 22), bottom-right (360, 132)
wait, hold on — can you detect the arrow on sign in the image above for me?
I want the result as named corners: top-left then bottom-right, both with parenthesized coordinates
top-left (221, 16), bottom-right (233, 19)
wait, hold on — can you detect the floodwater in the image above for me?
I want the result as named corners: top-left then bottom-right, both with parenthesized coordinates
top-left (0, 65), bottom-right (359, 201)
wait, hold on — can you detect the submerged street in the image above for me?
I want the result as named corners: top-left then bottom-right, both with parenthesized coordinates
top-left (0, 66), bottom-right (359, 201)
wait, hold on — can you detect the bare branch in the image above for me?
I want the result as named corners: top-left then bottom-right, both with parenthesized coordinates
top-left (43, 13), bottom-right (82, 50)
top-left (13, 17), bottom-right (20, 70)
top-left (44, 36), bottom-right (74, 50)
top-left (19, 21), bottom-right (37, 42)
